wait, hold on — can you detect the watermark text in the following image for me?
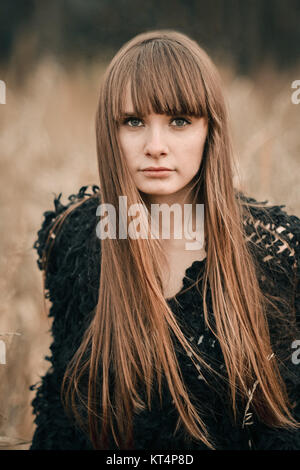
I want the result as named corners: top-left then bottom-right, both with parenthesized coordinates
top-left (291, 339), bottom-right (300, 364)
top-left (0, 80), bottom-right (6, 104)
top-left (291, 80), bottom-right (300, 104)
top-left (96, 197), bottom-right (205, 251)
top-left (0, 340), bottom-right (6, 364)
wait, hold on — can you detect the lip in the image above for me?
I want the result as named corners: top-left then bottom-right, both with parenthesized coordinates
top-left (142, 167), bottom-right (173, 171)
top-left (141, 168), bottom-right (174, 178)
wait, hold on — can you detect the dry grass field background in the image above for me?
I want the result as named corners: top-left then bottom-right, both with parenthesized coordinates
top-left (0, 55), bottom-right (299, 449)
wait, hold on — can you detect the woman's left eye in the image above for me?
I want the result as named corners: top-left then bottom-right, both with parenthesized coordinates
top-left (171, 117), bottom-right (191, 127)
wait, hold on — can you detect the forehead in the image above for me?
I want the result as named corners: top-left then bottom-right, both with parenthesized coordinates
top-left (120, 82), bottom-right (198, 117)
top-left (121, 82), bottom-right (159, 116)
top-left (116, 65), bottom-right (207, 120)
top-left (122, 83), bottom-right (134, 111)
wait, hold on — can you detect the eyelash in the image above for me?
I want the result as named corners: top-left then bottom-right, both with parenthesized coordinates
top-left (122, 116), bottom-right (191, 128)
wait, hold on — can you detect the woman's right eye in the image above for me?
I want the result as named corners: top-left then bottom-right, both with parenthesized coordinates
top-left (124, 117), bottom-right (143, 127)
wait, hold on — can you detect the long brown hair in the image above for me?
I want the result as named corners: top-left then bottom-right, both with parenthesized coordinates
top-left (46, 30), bottom-right (300, 449)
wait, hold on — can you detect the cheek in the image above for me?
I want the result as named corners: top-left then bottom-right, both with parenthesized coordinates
top-left (119, 134), bottom-right (134, 164)
top-left (183, 136), bottom-right (206, 167)
top-left (118, 132), bottom-right (128, 153)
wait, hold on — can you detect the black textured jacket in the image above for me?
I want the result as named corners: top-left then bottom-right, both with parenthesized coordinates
top-left (30, 185), bottom-right (300, 450)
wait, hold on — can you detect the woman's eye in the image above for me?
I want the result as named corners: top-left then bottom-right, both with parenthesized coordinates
top-left (171, 117), bottom-right (191, 127)
top-left (125, 117), bottom-right (143, 127)
top-left (122, 116), bottom-right (191, 128)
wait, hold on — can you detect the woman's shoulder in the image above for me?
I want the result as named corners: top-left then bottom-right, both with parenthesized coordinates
top-left (236, 190), bottom-right (300, 339)
top-left (32, 184), bottom-right (102, 363)
top-left (34, 185), bottom-right (100, 270)
top-left (236, 190), bottom-right (300, 274)
top-left (33, 185), bottom-right (101, 309)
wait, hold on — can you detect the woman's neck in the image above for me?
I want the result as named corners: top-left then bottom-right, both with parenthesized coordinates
top-left (142, 194), bottom-right (205, 251)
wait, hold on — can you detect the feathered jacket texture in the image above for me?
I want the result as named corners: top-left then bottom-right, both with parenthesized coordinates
top-left (30, 185), bottom-right (300, 450)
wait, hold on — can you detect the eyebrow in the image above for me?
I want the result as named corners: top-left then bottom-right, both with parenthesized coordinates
top-left (121, 112), bottom-right (145, 118)
top-left (121, 111), bottom-right (191, 118)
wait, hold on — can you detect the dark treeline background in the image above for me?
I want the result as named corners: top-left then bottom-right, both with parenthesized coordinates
top-left (1, 0), bottom-right (299, 73)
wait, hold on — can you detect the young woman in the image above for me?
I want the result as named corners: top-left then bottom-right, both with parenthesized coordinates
top-left (30, 30), bottom-right (300, 450)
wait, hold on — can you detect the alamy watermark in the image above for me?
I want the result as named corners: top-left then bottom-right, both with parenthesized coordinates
top-left (291, 340), bottom-right (300, 365)
top-left (291, 80), bottom-right (300, 104)
top-left (96, 197), bottom-right (205, 250)
top-left (0, 79), bottom-right (6, 104)
top-left (0, 340), bottom-right (6, 364)
top-left (0, 333), bottom-right (21, 365)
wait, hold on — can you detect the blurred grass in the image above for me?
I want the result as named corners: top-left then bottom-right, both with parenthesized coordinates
top-left (0, 54), bottom-right (299, 449)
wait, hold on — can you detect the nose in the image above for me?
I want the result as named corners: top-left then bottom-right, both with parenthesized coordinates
top-left (144, 126), bottom-right (169, 158)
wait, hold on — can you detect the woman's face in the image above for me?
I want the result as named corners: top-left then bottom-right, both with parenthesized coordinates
top-left (118, 85), bottom-right (208, 205)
